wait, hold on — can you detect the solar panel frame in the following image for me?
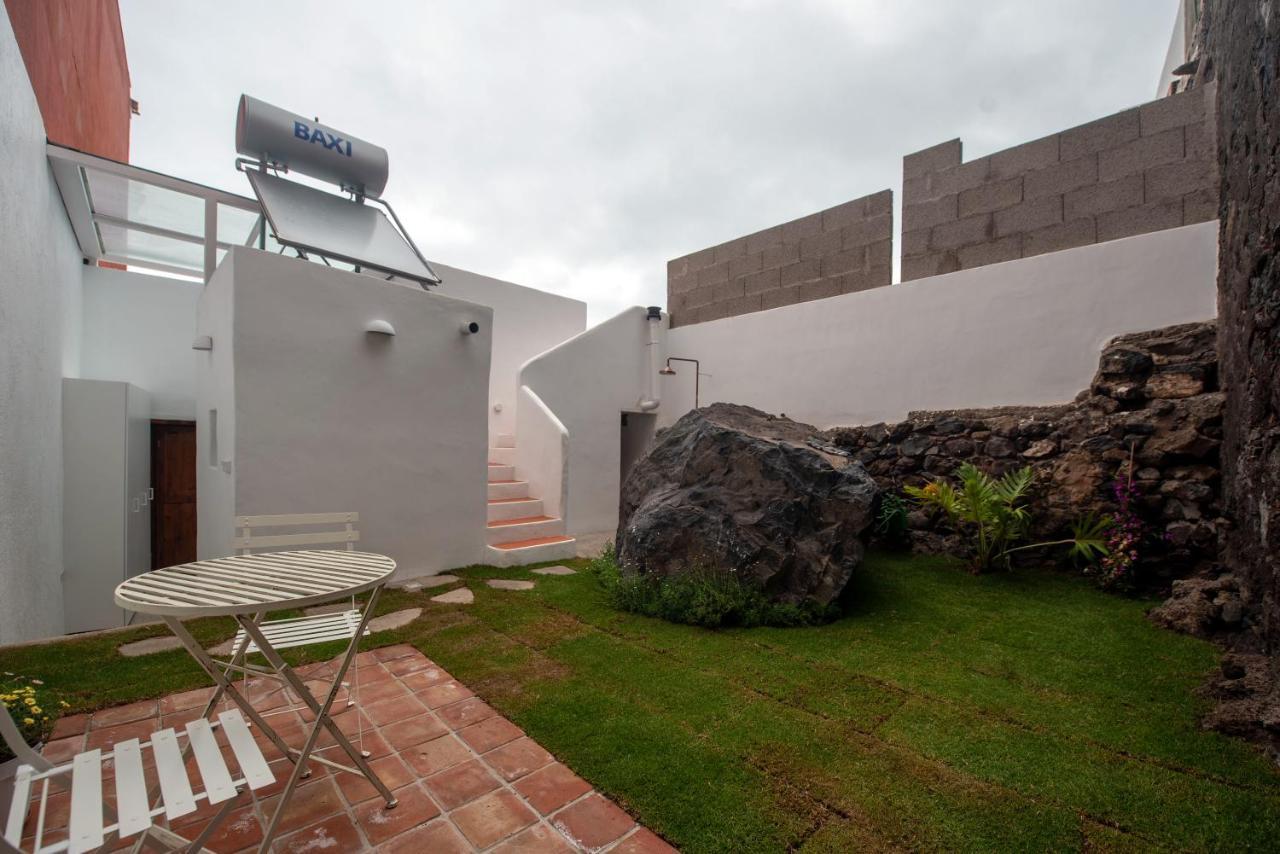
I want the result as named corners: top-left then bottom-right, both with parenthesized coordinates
top-left (246, 170), bottom-right (440, 286)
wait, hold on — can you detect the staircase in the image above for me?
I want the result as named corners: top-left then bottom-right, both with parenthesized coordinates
top-left (485, 434), bottom-right (576, 566)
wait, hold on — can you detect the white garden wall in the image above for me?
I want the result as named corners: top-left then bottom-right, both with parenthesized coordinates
top-left (661, 222), bottom-right (1219, 429)
top-left (76, 261), bottom-right (582, 435)
top-left (430, 262), bottom-right (586, 440)
top-left (519, 306), bottom-right (662, 537)
top-left (0, 12), bottom-right (83, 643)
top-left (81, 265), bottom-right (202, 420)
top-left (197, 247), bottom-right (493, 575)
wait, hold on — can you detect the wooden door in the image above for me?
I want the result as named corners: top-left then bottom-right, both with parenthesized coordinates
top-left (151, 421), bottom-right (196, 569)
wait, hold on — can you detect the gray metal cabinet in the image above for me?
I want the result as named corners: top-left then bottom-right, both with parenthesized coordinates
top-left (62, 379), bottom-right (151, 633)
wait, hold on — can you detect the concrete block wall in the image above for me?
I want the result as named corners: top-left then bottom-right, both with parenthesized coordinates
top-left (667, 190), bottom-right (892, 327)
top-left (901, 86), bottom-right (1217, 281)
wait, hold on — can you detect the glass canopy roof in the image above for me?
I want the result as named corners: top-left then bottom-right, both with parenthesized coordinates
top-left (48, 143), bottom-right (266, 281)
top-left (48, 143), bottom-right (438, 287)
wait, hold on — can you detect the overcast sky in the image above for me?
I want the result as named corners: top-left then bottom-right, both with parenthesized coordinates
top-left (120, 0), bottom-right (1178, 323)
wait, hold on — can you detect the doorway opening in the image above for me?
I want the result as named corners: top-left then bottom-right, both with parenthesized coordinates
top-left (620, 411), bottom-right (657, 489)
top-left (151, 420), bottom-right (197, 569)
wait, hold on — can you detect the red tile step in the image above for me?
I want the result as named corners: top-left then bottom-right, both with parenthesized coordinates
top-left (492, 535), bottom-right (574, 551)
top-left (487, 515), bottom-right (555, 528)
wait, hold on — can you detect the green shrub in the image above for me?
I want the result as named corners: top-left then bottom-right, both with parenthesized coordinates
top-left (905, 463), bottom-right (1108, 573)
top-left (872, 492), bottom-right (911, 548)
top-left (588, 546), bottom-right (836, 628)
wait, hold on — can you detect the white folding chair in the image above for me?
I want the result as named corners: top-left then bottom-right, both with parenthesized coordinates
top-left (0, 702), bottom-right (272, 854)
top-left (215, 513), bottom-right (370, 751)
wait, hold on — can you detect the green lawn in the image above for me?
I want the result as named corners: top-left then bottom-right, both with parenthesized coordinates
top-left (3, 552), bottom-right (1278, 851)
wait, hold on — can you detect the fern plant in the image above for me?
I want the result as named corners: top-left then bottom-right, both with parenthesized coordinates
top-left (905, 463), bottom-right (1108, 573)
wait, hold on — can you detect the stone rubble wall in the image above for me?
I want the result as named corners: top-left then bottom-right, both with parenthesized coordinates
top-left (826, 321), bottom-right (1224, 581)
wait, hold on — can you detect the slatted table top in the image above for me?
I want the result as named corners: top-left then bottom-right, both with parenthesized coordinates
top-left (114, 550), bottom-right (396, 618)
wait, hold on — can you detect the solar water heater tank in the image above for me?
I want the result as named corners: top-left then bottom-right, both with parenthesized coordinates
top-left (235, 94), bottom-right (389, 198)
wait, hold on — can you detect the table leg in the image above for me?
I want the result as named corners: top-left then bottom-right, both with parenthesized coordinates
top-left (241, 586), bottom-right (396, 853)
top-left (162, 618), bottom-right (298, 765)
top-left (200, 613), bottom-right (259, 718)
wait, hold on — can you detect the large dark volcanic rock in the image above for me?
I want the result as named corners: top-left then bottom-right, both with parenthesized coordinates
top-left (616, 403), bottom-right (879, 607)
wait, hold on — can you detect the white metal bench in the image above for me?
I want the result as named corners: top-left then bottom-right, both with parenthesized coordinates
top-left (1, 702), bottom-right (272, 854)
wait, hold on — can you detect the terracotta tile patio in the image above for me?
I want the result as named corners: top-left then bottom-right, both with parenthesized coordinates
top-left (37, 645), bottom-right (674, 853)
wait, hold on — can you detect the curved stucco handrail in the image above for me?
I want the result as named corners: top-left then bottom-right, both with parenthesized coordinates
top-left (517, 305), bottom-right (649, 378)
top-left (516, 306), bottom-right (655, 535)
top-left (517, 384), bottom-right (569, 522)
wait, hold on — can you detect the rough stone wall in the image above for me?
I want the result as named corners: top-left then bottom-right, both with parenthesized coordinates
top-left (667, 190), bottom-right (892, 328)
top-left (1209, 0), bottom-right (1280, 650)
top-left (827, 322), bottom-right (1225, 582)
top-left (901, 86), bottom-right (1218, 281)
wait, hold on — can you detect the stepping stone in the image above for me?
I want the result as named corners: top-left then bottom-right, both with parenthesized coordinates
top-left (206, 638), bottom-right (237, 656)
top-left (487, 579), bottom-right (535, 591)
top-left (532, 565), bottom-right (576, 576)
top-left (367, 608), bottom-right (422, 632)
top-left (304, 602), bottom-right (351, 616)
top-left (431, 588), bottom-right (475, 605)
top-left (396, 574), bottom-right (460, 591)
top-left (117, 636), bottom-right (183, 657)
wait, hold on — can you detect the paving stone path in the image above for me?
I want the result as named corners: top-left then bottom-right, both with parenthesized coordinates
top-left (42, 646), bottom-right (673, 852)
top-left (394, 574), bottom-right (460, 592)
top-left (117, 636), bottom-right (184, 657)
top-left (487, 580), bottom-right (536, 591)
top-left (532, 566), bottom-right (577, 576)
top-left (431, 588), bottom-right (475, 605)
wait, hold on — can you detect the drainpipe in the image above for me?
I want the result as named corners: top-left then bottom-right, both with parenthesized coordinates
top-left (637, 306), bottom-right (663, 412)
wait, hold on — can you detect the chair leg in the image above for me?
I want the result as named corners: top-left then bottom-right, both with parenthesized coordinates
top-left (179, 792), bottom-right (242, 853)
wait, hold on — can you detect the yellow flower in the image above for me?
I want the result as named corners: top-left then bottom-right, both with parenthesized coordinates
top-left (60, 701), bottom-right (69, 708)
top-left (23, 697), bottom-right (36, 705)
top-left (23, 718), bottom-right (34, 726)
top-left (922, 482), bottom-right (940, 497)
top-left (31, 707), bottom-right (41, 714)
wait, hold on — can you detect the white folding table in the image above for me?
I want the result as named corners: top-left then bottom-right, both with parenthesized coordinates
top-left (114, 549), bottom-right (399, 852)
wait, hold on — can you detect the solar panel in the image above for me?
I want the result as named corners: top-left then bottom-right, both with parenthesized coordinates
top-left (246, 170), bottom-right (440, 286)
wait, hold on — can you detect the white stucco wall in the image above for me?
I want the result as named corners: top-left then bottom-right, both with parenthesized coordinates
top-left (197, 248), bottom-right (493, 576)
top-left (662, 221), bottom-right (1219, 429)
top-left (195, 253), bottom-right (238, 562)
top-left (0, 11), bottom-right (83, 643)
top-left (76, 260), bottom-right (581, 435)
top-left (518, 306), bottom-right (662, 536)
top-left (431, 262), bottom-right (586, 440)
top-left (81, 265), bottom-right (202, 420)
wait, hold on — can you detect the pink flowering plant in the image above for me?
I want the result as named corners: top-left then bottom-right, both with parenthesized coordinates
top-left (1093, 474), bottom-right (1149, 590)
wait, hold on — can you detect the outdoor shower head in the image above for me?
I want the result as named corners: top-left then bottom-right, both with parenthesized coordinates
top-left (659, 365), bottom-right (677, 375)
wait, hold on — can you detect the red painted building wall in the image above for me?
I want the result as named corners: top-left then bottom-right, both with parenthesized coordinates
top-left (5, 0), bottom-right (131, 161)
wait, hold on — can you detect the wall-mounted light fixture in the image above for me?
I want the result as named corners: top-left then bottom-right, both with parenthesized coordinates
top-left (191, 335), bottom-right (213, 351)
top-left (365, 319), bottom-right (396, 336)
top-left (660, 357), bottom-right (702, 408)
